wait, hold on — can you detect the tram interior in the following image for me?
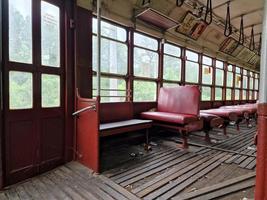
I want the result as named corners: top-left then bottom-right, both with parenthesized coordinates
top-left (0, 0), bottom-right (265, 199)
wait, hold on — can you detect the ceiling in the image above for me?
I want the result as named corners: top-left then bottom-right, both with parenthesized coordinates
top-left (197, 0), bottom-right (263, 46)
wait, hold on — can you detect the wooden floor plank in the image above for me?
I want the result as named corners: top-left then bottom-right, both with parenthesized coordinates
top-left (173, 172), bottom-right (255, 200)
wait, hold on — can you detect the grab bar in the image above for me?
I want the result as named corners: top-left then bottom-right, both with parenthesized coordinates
top-left (72, 105), bottom-right (96, 116)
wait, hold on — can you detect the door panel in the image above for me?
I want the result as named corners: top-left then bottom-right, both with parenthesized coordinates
top-left (3, 0), bottom-right (67, 185)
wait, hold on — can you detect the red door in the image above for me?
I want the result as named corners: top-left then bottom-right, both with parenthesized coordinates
top-left (3, 0), bottom-right (66, 185)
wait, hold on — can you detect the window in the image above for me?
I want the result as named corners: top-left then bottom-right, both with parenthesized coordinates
top-left (249, 77), bottom-right (254, 90)
top-left (242, 90), bottom-right (247, 100)
top-left (215, 60), bottom-right (224, 86)
top-left (235, 74), bottom-right (241, 88)
top-left (9, 0), bottom-right (32, 63)
top-left (9, 71), bottom-right (33, 109)
top-left (203, 56), bottom-right (212, 66)
top-left (163, 82), bottom-right (179, 88)
top-left (226, 89), bottom-right (232, 100)
top-left (93, 77), bottom-right (126, 102)
top-left (226, 72), bottom-right (233, 87)
top-left (134, 48), bottom-right (158, 78)
top-left (243, 76), bottom-right (248, 89)
top-left (215, 87), bottom-right (223, 100)
top-left (185, 61), bottom-right (199, 83)
top-left (249, 91), bottom-right (253, 100)
top-left (93, 36), bottom-right (128, 74)
top-left (202, 87), bottom-right (211, 101)
top-left (186, 50), bottom-right (198, 62)
top-left (41, 2), bottom-right (60, 67)
top-left (163, 43), bottom-right (181, 82)
top-left (235, 89), bottom-right (240, 100)
top-left (235, 67), bottom-right (241, 88)
top-left (255, 78), bottom-right (259, 90)
top-left (134, 80), bottom-right (156, 102)
top-left (254, 91), bottom-right (258, 100)
top-left (92, 19), bottom-right (128, 102)
top-left (134, 33), bottom-right (158, 78)
top-left (92, 18), bottom-right (127, 42)
top-left (41, 74), bottom-right (60, 107)
top-left (134, 32), bottom-right (158, 50)
top-left (164, 43), bottom-right (181, 57)
top-left (202, 65), bottom-right (213, 85)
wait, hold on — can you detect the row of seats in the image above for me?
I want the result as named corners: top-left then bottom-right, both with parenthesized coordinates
top-left (141, 86), bottom-right (257, 148)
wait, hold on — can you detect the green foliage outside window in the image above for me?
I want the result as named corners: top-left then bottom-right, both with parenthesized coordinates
top-left (215, 69), bottom-right (224, 86)
top-left (134, 48), bottom-right (158, 78)
top-left (226, 89), bottom-right (232, 100)
top-left (9, 0), bottom-right (32, 63)
top-left (202, 87), bottom-right (211, 101)
top-left (42, 74), bottom-right (60, 107)
top-left (9, 71), bottom-right (33, 109)
top-left (163, 55), bottom-right (181, 81)
top-left (215, 88), bottom-right (222, 100)
top-left (185, 61), bottom-right (199, 83)
top-left (93, 77), bottom-right (126, 102)
top-left (227, 72), bottom-right (233, 87)
top-left (134, 81), bottom-right (156, 102)
top-left (93, 36), bottom-right (128, 75)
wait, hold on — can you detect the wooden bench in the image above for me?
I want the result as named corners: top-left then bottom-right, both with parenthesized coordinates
top-left (99, 102), bottom-right (152, 148)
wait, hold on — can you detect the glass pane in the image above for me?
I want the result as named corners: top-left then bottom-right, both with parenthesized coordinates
top-left (235, 74), bottom-right (241, 88)
top-left (216, 60), bottom-right (224, 69)
top-left (134, 33), bottom-right (158, 50)
top-left (41, 74), bottom-right (60, 107)
top-left (226, 89), bottom-right (232, 100)
top-left (215, 69), bottom-right (224, 86)
top-left (227, 72), bottom-right (233, 87)
top-left (254, 91), bottom-right (258, 100)
top-left (9, 71), bottom-right (33, 109)
top-left (243, 69), bottom-right (247, 75)
top-left (202, 65), bottom-right (213, 85)
top-left (255, 79), bottom-right (259, 90)
top-left (185, 61), bottom-right (199, 83)
top-left (41, 1), bottom-right (60, 67)
top-left (9, 0), bottom-right (32, 63)
top-left (249, 91), bottom-right (253, 100)
top-left (186, 50), bottom-right (198, 62)
top-left (202, 87), bottom-right (211, 101)
top-left (93, 77), bottom-right (126, 102)
top-left (163, 55), bottom-right (181, 81)
top-left (134, 47), bottom-right (158, 78)
top-left (134, 81), bottom-right (156, 102)
top-left (215, 87), bottom-right (223, 100)
top-left (242, 90), bottom-right (247, 100)
top-left (92, 18), bottom-right (127, 42)
top-left (163, 82), bottom-right (179, 88)
top-left (93, 36), bottom-right (128, 74)
top-left (243, 76), bottom-right (248, 89)
top-left (236, 67), bottom-right (240, 74)
top-left (249, 78), bottom-right (254, 90)
top-left (235, 89), bottom-right (240, 100)
top-left (203, 56), bottom-right (212, 66)
top-left (228, 65), bottom-right (233, 71)
top-left (164, 43), bottom-right (181, 57)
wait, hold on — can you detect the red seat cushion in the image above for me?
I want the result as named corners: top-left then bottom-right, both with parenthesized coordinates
top-left (141, 111), bottom-right (199, 125)
top-left (157, 86), bottom-right (200, 115)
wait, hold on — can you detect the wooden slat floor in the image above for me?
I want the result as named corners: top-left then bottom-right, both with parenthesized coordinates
top-left (0, 121), bottom-right (256, 200)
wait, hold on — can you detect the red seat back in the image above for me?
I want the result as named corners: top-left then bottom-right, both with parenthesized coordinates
top-left (157, 86), bottom-right (200, 116)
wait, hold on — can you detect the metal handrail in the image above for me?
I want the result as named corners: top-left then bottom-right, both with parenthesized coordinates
top-left (72, 105), bottom-right (96, 116)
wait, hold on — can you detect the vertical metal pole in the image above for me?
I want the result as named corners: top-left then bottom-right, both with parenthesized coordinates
top-left (96, 0), bottom-right (101, 97)
top-left (259, 0), bottom-right (267, 103)
top-left (255, 0), bottom-right (267, 199)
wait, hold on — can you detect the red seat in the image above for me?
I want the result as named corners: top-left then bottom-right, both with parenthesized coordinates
top-left (141, 112), bottom-right (199, 124)
top-left (140, 86), bottom-right (202, 148)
